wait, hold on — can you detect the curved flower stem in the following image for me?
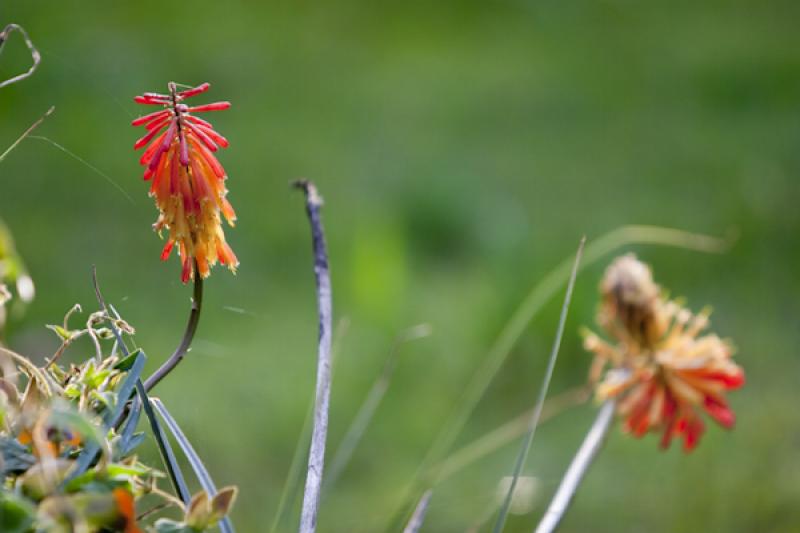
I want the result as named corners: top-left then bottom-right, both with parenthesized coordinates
top-left (533, 400), bottom-right (616, 533)
top-left (294, 180), bottom-right (333, 533)
top-left (144, 265), bottom-right (204, 392)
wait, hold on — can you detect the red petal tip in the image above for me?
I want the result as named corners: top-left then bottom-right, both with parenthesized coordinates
top-left (187, 102), bottom-right (231, 113)
top-left (178, 82), bottom-right (211, 98)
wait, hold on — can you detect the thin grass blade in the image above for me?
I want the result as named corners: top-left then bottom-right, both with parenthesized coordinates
top-left (325, 324), bottom-right (431, 494)
top-left (492, 237), bottom-right (584, 533)
top-left (434, 387), bottom-right (589, 484)
top-left (269, 395), bottom-right (314, 533)
top-left (0, 106), bottom-right (54, 163)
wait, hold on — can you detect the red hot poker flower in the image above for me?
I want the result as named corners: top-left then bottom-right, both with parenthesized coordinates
top-left (583, 254), bottom-right (745, 452)
top-left (132, 82), bottom-right (238, 283)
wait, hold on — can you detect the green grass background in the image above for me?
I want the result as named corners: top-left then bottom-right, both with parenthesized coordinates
top-left (2, 1), bottom-right (799, 531)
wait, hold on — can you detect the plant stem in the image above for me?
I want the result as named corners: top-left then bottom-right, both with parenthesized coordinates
top-left (270, 318), bottom-right (350, 533)
top-left (144, 266), bottom-right (203, 392)
top-left (533, 400), bottom-right (615, 533)
top-left (493, 237), bottom-right (585, 533)
top-left (0, 106), bottom-right (54, 164)
top-left (294, 180), bottom-right (333, 533)
top-left (403, 490), bottom-right (433, 533)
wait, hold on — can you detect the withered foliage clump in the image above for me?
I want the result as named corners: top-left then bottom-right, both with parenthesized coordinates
top-left (0, 295), bottom-right (236, 533)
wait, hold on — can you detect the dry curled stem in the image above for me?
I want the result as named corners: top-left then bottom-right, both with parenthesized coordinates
top-left (0, 23), bottom-right (41, 89)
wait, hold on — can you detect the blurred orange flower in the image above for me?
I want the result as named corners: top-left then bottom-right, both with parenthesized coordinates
top-left (583, 254), bottom-right (744, 451)
top-left (113, 488), bottom-right (143, 533)
top-left (132, 82), bottom-right (238, 282)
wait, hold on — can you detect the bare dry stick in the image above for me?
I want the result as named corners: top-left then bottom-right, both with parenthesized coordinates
top-left (534, 400), bottom-right (615, 533)
top-left (493, 236), bottom-right (585, 533)
top-left (403, 490), bottom-right (433, 533)
top-left (144, 265), bottom-right (203, 392)
top-left (0, 23), bottom-right (41, 89)
top-left (294, 180), bottom-right (333, 533)
top-left (270, 318), bottom-right (350, 533)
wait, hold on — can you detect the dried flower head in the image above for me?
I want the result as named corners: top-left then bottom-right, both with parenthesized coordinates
top-left (132, 82), bottom-right (238, 283)
top-left (583, 254), bottom-right (745, 451)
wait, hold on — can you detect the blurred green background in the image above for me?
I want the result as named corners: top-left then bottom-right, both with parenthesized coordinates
top-left (2, 1), bottom-right (799, 531)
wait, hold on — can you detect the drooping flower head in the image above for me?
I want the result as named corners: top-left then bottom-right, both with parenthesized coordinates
top-left (583, 254), bottom-right (745, 451)
top-left (132, 82), bottom-right (238, 283)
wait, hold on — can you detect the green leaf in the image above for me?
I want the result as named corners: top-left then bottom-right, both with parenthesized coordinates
top-left (117, 431), bottom-right (145, 458)
top-left (107, 350), bottom-right (145, 428)
top-left (62, 470), bottom-right (110, 493)
top-left (0, 491), bottom-right (36, 533)
top-left (84, 369), bottom-right (111, 390)
top-left (46, 324), bottom-right (73, 341)
top-left (136, 381), bottom-right (190, 504)
top-left (154, 518), bottom-right (200, 533)
top-left (113, 350), bottom-right (141, 372)
top-left (89, 390), bottom-right (114, 411)
top-left (106, 462), bottom-right (151, 478)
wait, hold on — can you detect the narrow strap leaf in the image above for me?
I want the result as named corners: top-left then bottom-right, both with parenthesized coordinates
top-left (119, 398), bottom-right (143, 457)
top-left (151, 398), bottom-right (235, 533)
top-left (136, 381), bottom-right (191, 505)
top-left (107, 349), bottom-right (145, 427)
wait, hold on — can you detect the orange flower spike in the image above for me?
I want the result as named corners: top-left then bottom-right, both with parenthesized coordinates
top-left (132, 81), bottom-right (238, 282)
